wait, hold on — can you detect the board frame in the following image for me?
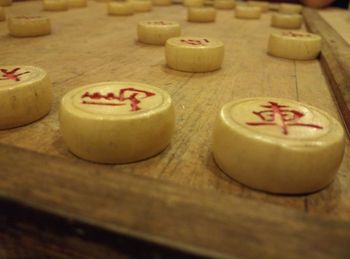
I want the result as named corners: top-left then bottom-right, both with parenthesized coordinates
top-left (304, 8), bottom-right (350, 136)
top-left (1, 8), bottom-right (350, 259)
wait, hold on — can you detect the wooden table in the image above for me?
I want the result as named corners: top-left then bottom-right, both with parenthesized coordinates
top-left (0, 1), bottom-right (350, 258)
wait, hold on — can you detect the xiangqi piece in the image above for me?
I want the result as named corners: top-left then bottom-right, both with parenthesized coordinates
top-left (165, 37), bottom-right (224, 72)
top-left (0, 66), bottom-right (53, 129)
top-left (271, 13), bottom-right (303, 29)
top-left (59, 82), bottom-right (175, 164)
top-left (268, 31), bottom-right (321, 60)
top-left (8, 16), bottom-right (51, 37)
top-left (212, 98), bottom-right (345, 194)
top-left (188, 7), bottom-right (216, 23)
top-left (138, 20), bottom-right (181, 45)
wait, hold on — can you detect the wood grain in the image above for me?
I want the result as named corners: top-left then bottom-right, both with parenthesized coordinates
top-left (1, 1), bottom-right (349, 215)
top-left (0, 198), bottom-right (194, 259)
top-left (304, 8), bottom-right (350, 135)
top-left (302, 8), bottom-right (350, 218)
top-left (0, 1), bottom-right (350, 257)
top-left (319, 8), bottom-right (350, 45)
top-left (0, 143), bottom-right (350, 258)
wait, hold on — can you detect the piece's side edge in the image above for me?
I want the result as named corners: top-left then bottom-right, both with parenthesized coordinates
top-left (303, 8), bottom-right (350, 137)
top-left (0, 143), bottom-right (350, 259)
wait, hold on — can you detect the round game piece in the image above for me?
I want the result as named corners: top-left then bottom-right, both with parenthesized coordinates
top-left (8, 16), bottom-right (51, 37)
top-left (0, 66), bottom-right (53, 129)
top-left (184, 0), bottom-right (203, 7)
top-left (108, 2), bottom-right (134, 16)
top-left (279, 3), bottom-right (302, 14)
top-left (214, 0), bottom-right (235, 9)
top-left (235, 6), bottom-right (261, 19)
top-left (165, 37), bottom-right (224, 72)
top-left (43, 0), bottom-right (69, 11)
top-left (212, 97), bottom-right (345, 194)
top-left (269, 2), bottom-right (279, 11)
top-left (152, 0), bottom-right (172, 6)
top-left (247, 1), bottom-right (269, 12)
top-left (138, 20), bottom-right (181, 45)
top-left (188, 7), bottom-right (216, 22)
top-left (132, 0), bottom-right (152, 12)
top-left (204, 0), bottom-right (214, 6)
top-left (268, 31), bottom-right (321, 60)
top-left (68, 0), bottom-right (87, 8)
top-left (0, 7), bottom-right (6, 21)
top-left (271, 13), bottom-right (302, 29)
top-left (0, 0), bottom-right (11, 6)
top-left (59, 82), bottom-right (175, 164)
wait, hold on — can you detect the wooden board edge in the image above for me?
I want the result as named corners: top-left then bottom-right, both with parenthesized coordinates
top-left (303, 8), bottom-right (350, 137)
top-left (0, 143), bottom-right (350, 258)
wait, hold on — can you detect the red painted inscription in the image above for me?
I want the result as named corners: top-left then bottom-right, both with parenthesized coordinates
top-left (180, 38), bottom-right (209, 46)
top-left (81, 87), bottom-right (156, 112)
top-left (16, 16), bottom-right (42, 19)
top-left (246, 101), bottom-right (323, 135)
top-left (148, 21), bottom-right (171, 25)
top-left (282, 31), bottom-right (311, 38)
top-left (0, 68), bottom-right (30, 82)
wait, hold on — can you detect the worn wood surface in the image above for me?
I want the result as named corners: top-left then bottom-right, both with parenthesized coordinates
top-left (304, 8), bottom-right (350, 217)
top-left (319, 8), bottom-right (350, 45)
top-left (1, 0), bottom-right (349, 216)
top-left (0, 196), bottom-right (196, 259)
top-left (0, 143), bottom-right (350, 258)
top-left (304, 8), bottom-right (350, 139)
top-left (0, 1), bottom-right (350, 257)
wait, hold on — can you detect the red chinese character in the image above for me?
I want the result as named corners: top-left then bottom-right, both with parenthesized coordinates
top-left (180, 38), bottom-right (209, 46)
top-left (148, 21), bottom-right (170, 25)
top-left (282, 31), bottom-right (311, 38)
top-left (81, 87), bottom-right (156, 112)
top-left (246, 101), bottom-right (323, 135)
top-left (16, 16), bottom-right (41, 19)
top-left (0, 68), bottom-right (30, 82)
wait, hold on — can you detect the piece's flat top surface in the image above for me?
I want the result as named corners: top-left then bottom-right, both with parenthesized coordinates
top-left (319, 8), bottom-right (350, 45)
top-left (0, 1), bottom-right (349, 218)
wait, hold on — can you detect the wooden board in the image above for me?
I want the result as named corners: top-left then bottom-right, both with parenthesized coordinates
top-left (0, 1), bottom-right (350, 257)
top-left (319, 8), bottom-right (350, 45)
top-left (304, 8), bottom-right (350, 139)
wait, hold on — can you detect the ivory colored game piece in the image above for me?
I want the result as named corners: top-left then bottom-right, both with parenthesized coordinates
top-left (68, 0), bottom-right (87, 8)
top-left (247, 1), bottom-right (269, 12)
top-left (184, 0), bottom-right (203, 7)
top-left (268, 31), bottom-right (321, 60)
top-left (188, 7), bottom-right (216, 22)
top-left (271, 13), bottom-right (302, 29)
top-left (165, 37), bottom-right (224, 72)
top-left (108, 2), bottom-right (134, 16)
top-left (214, 0), bottom-right (235, 9)
top-left (204, 0), bottom-right (213, 6)
top-left (0, 66), bottom-right (53, 129)
top-left (0, 7), bottom-right (5, 21)
top-left (152, 0), bottom-right (172, 6)
top-left (59, 82), bottom-right (175, 164)
top-left (279, 3), bottom-right (302, 14)
top-left (8, 16), bottom-right (51, 37)
top-left (269, 2), bottom-right (279, 11)
top-left (212, 97), bottom-right (345, 194)
top-left (43, 0), bottom-right (69, 11)
top-left (132, 0), bottom-right (152, 12)
top-left (138, 20), bottom-right (181, 45)
top-left (235, 6), bottom-right (261, 19)
top-left (0, 0), bottom-right (11, 6)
